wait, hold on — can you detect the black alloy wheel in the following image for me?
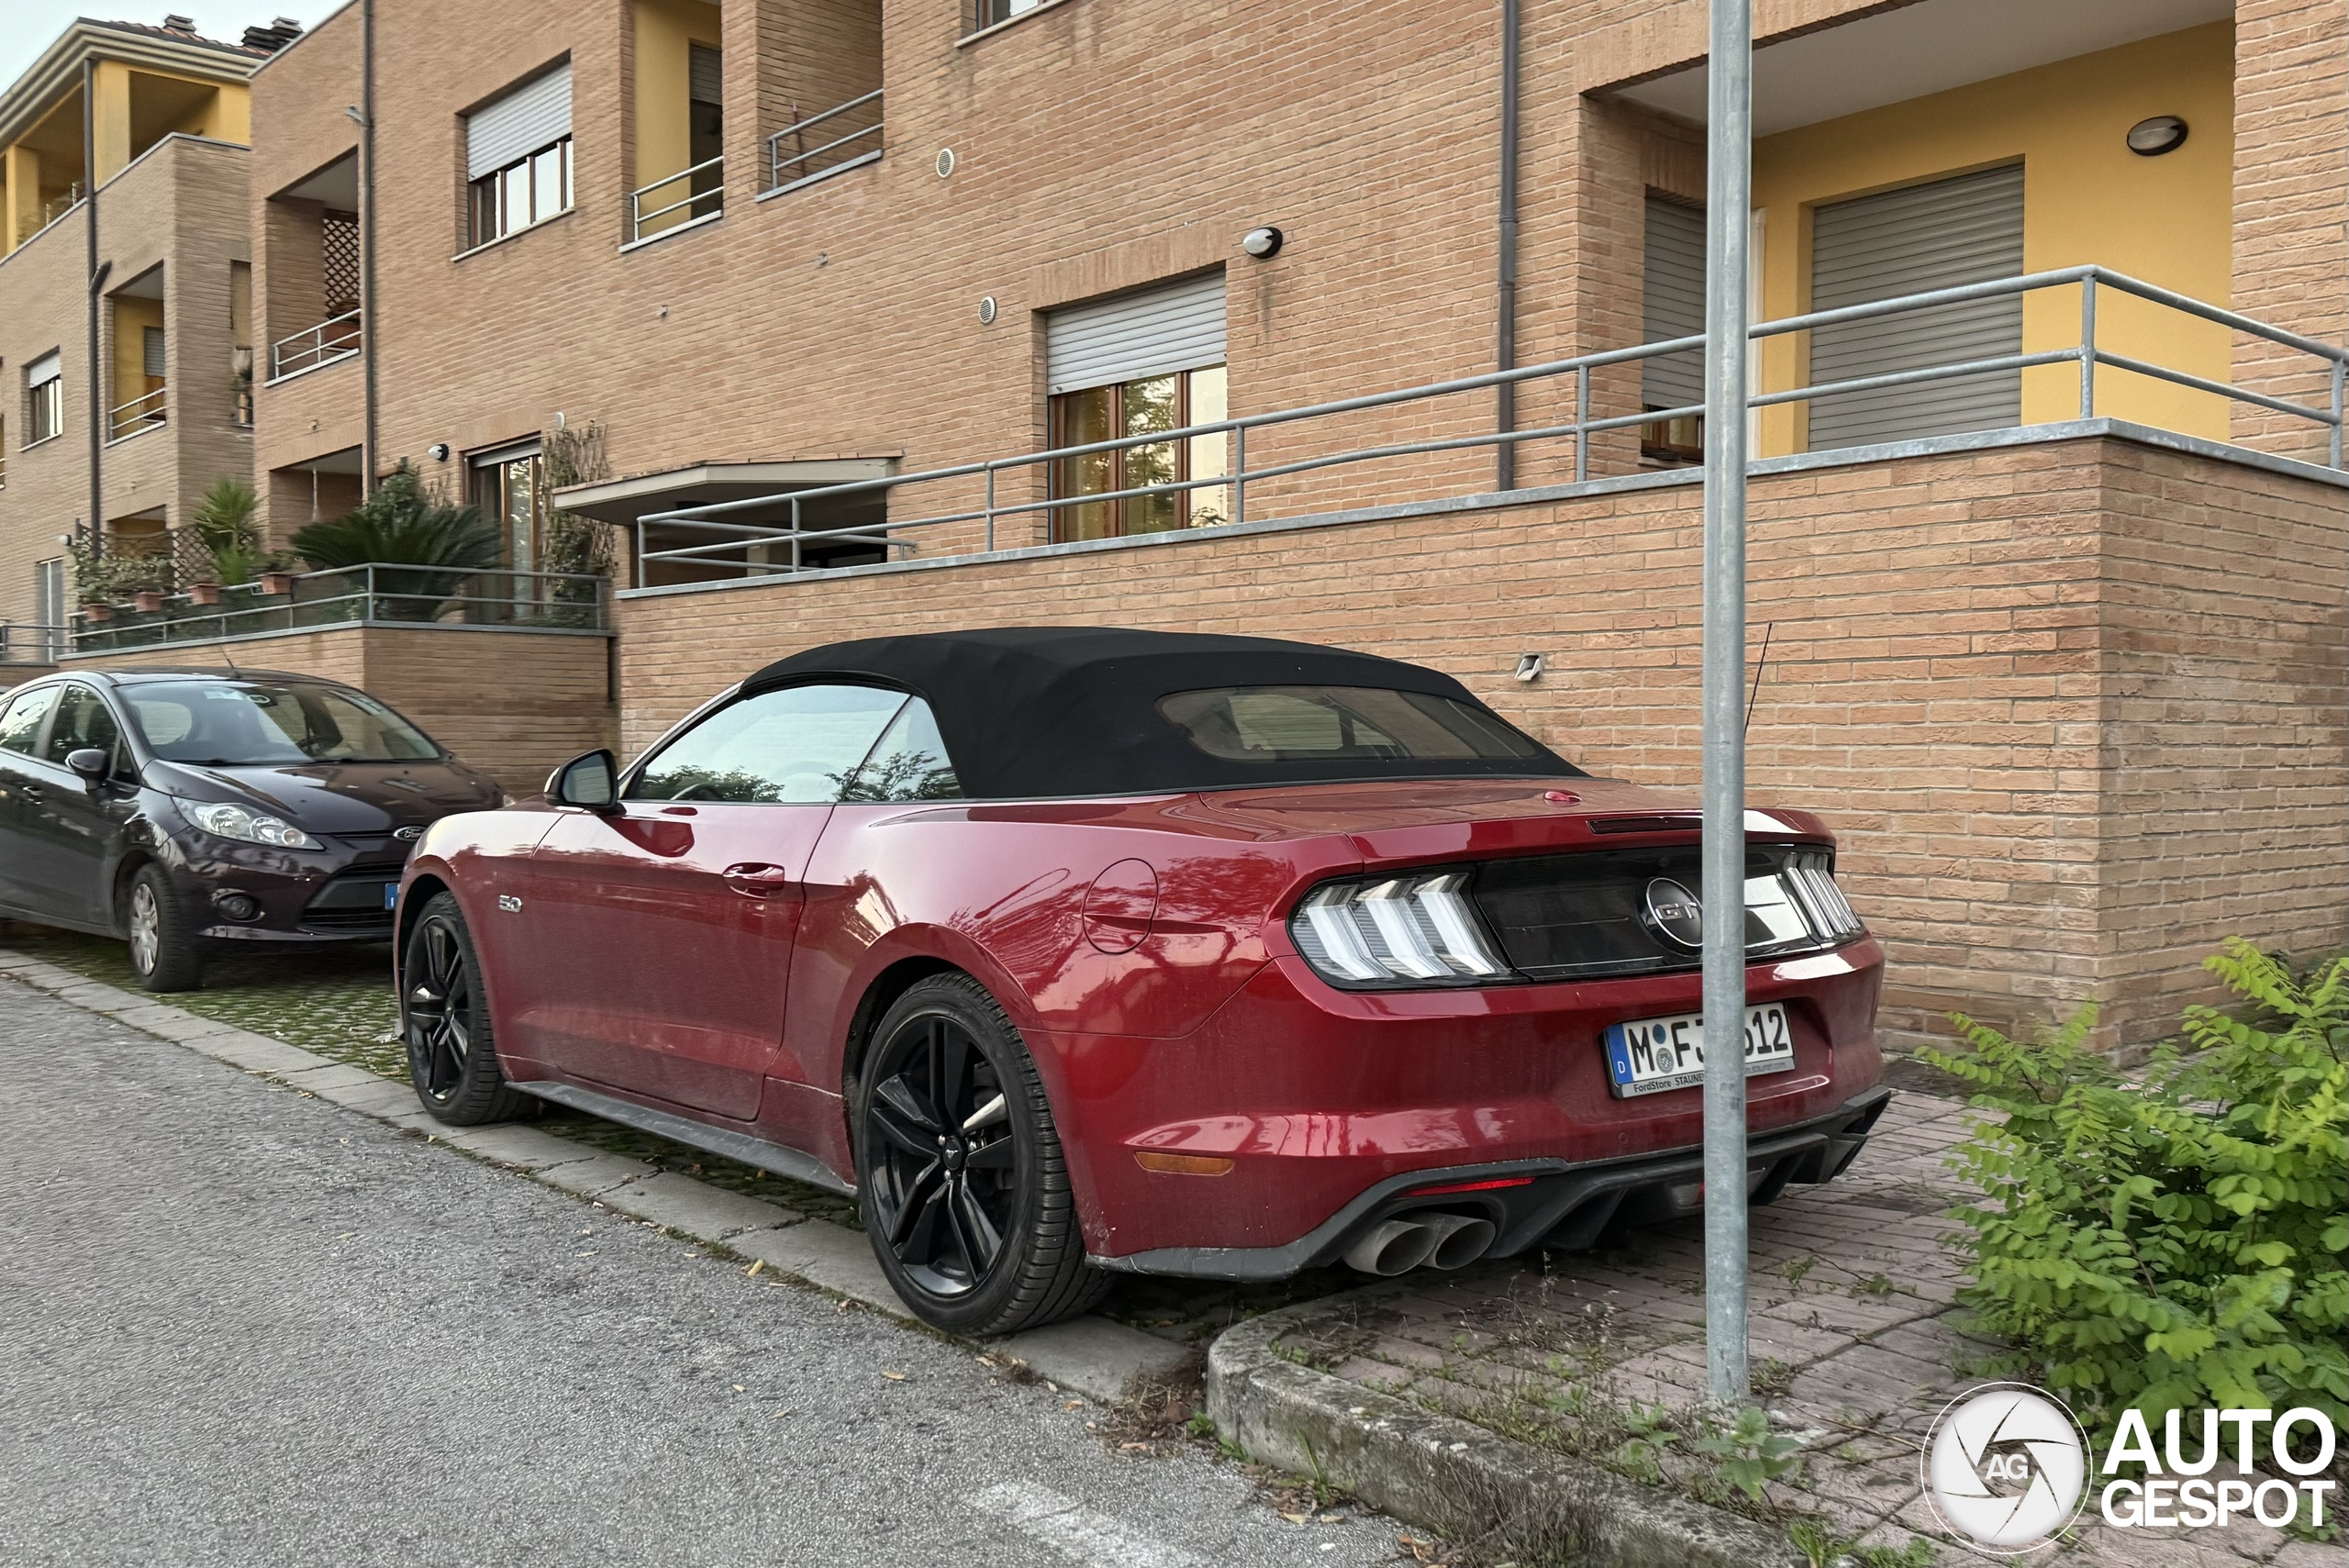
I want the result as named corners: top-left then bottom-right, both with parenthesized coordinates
top-left (855, 973), bottom-right (1108, 1335)
top-left (402, 892), bottom-right (532, 1125)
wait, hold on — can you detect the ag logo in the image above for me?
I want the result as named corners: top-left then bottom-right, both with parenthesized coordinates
top-left (1641, 878), bottom-right (1705, 950)
top-left (1922, 1384), bottom-right (2090, 1553)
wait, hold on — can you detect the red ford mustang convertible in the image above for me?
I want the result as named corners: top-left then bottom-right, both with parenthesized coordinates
top-left (396, 628), bottom-right (1887, 1334)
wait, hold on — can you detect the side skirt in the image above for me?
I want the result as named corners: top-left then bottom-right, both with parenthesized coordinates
top-left (514, 1079), bottom-right (857, 1197)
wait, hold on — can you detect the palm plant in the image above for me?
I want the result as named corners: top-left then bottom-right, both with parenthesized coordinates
top-left (291, 467), bottom-right (503, 620)
top-left (190, 476), bottom-right (262, 586)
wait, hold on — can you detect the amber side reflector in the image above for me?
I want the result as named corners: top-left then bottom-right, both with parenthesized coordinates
top-left (1134, 1151), bottom-right (1235, 1176)
top-left (1408, 1175), bottom-right (1535, 1196)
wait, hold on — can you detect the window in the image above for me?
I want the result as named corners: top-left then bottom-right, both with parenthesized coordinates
top-left (0, 684), bottom-right (60, 754)
top-left (1156, 687), bottom-right (1548, 764)
top-left (1642, 195), bottom-right (1706, 465)
top-left (35, 560), bottom-right (64, 648)
top-left (472, 445), bottom-right (544, 572)
top-left (42, 684), bottom-right (123, 772)
top-left (630, 684), bottom-right (908, 803)
top-left (1045, 273), bottom-right (1230, 542)
top-left (25, 351), bottom-right (62, 446)
top-left (121, 680), bottom-right (440, 765)
top-left (841, 699), bottom-right (961, 801)
top-left (229, 261), bottom-right (253, 424)
top-left (975, 0), bottom-right (1045, 26)
top-left (465, 64), bottom-right (573, 249)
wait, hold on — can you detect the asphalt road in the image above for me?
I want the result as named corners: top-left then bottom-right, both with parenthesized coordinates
top-left (0, 979), bottom-right (1397, 1568)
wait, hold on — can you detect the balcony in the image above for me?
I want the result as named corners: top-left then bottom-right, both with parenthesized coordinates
top-left (106, 385), bottom-right (167, 441)
top-left (628, 157), bottom-right (722, 247)
top-left (0, 622), bottom-right (67, 666)
top-left (763, 91), bottom-right (883, 198)
top-left (72, 562), bottom-right (610, 655)
top-left (269, 309), bottom-right (362, 381)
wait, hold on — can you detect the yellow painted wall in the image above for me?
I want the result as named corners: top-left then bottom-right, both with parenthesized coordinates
top-left (111, 295), bottom-right (166, 417)
top-left (632, 0), bottom-right (721, 230)
top-left (91, 61), bottom-right (133, 180)
top-left (1751, 21), bottom-right (2234, 454)
top-left (3, 143), bottom-right (41, 250)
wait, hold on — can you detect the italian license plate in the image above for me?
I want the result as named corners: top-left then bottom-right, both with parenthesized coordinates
top-left (383, 883), bottom-right (400, 911)
top-left (1602, 1005), bottom-right (1796, 1097)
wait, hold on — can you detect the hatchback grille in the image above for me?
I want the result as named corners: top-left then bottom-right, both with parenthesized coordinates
top-left (1470, 844), bottom-right (1862, 982)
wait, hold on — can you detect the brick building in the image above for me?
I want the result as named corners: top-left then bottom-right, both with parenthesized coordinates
top-left (0, 16), bottom-right (289, 676)
top-left (37, 0), bottom-right (2346, 1049)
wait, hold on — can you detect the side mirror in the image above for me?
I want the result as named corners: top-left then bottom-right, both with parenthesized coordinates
top-left (65, 748), bottom-right (111, 784)
top-left (549, 749), bottom-right (619, 812)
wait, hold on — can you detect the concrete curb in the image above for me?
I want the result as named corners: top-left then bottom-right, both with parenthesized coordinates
top-left (1207, 1304), bottom-right (1804, 1568)
top-left (0, 949), bottom-right (1191, 1404)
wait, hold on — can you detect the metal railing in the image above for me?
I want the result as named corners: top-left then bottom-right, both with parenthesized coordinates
top-left (629, 156), bottom-right (723, 243)
top-left (638, 264), bottom-right (2349, 580)
top-left (71, 563), bottom-right (611, 654)
top-left (765, 91), bottom-right (884, 195)
top-left (0, 623), bottom-right (69, 665)
top-left (106, 385), bottom-right (167, 439)
top-left (270, 309), bottom-right (362, 379)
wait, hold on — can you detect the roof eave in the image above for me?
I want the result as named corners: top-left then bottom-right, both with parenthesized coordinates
top-left (0, 20), bottom-right (262, 151)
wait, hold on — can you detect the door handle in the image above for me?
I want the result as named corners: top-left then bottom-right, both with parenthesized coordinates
top-left (721, 862), bottom-right (794, 898)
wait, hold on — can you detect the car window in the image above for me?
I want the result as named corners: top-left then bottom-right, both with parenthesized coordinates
top-left (0, 685), bottom-right (60, 755)
top-left (630, 684), bottom-right (908, 804)
top-left (121, 680), bottom-right (440, 764)
top-left (41, 684), bottom-right (123, 768)
top-left (1157, 685), bottom-right (1547, 762)
top-left (840, 698), bottom-right (962, 802)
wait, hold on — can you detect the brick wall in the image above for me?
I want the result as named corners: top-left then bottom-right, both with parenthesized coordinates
top-left (70, 624), bottom-right (617, 792)
top-left (609, 431), bottom-right (2349, 1054)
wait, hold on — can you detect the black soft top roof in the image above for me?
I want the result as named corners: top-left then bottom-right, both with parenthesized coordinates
top-left (740, 626), bottom-right (1580, 798)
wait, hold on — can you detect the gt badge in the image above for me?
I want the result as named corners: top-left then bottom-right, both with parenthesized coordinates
top-left (497, 895), bottom-right (523, 913)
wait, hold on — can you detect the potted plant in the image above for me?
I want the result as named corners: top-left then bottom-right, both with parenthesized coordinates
top-left (81, 600), bottom-right (114, 624)
top-left (187, 582), bottom-right (223, 606)
top-left (132, 589), bottom-right (167, 613)
top-left (190, 476), bottom-right (262, 599)
top-left (289, 467), bottom-right (501, 621)
top-left (256, 549), bottom-right (303, 596)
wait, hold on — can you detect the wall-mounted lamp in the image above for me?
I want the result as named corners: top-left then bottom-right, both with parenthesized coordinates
top-left (2126, 116), bottom-right (2188, 157)
top-left (1514, 652), bottom-right (1545, 683)
top-left (1241, 226), bottom-right (1284, 260)
top-left (427, 443), bottom-right (451, 462)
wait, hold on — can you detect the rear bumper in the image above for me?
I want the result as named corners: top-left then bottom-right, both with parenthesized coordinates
top-left (1093, 1084), bottom-right (1894, 1280)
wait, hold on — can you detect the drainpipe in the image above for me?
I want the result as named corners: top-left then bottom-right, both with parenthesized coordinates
top-left (358, 0), bottom-right (380, 493)
top-left (83, 57), bottom-right (103, 556)
top-left (1494, 0), bottom-right (1520, 492)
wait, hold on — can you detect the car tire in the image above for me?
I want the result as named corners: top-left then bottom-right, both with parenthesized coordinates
top-left (125, 863), bottom-right (204, 993)
top-left (402, 892), bottom-right (533, 1126)
top-left (854, 973), bottom-right (1109, 1336)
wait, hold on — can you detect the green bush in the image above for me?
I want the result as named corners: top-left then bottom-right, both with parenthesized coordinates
top-left (291, 467), bottom-right (501, 620)
top-left (189, 476), bottom-right (262, 584)
top-left (1922, 940), bottom-right (2348, 1460)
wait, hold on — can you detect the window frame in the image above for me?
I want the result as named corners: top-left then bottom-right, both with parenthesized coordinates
top-left (466, 134), bottom-right (573, 251)
top-left (24, 353), bottom-right (64, 448)
top-left (1047, 364), bottom-right (1228, 543)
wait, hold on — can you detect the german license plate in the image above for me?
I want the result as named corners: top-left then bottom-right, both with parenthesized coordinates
top-left (1602, 1005), bottom-right (1795, 1097)
top-left (383, 883), bottom-right (400, 911)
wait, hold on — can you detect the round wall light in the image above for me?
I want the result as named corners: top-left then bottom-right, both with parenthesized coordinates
top-left (1241, 225), bottom-right (1284, 259)
top-left (977, 296), bottom-right (998, 325)
top-left (2126, 116), bottom-right (2188, 157)
top-left (935, 148), bottom-right (956, 178)
top-left (427, 443), bottom-right (451, 462)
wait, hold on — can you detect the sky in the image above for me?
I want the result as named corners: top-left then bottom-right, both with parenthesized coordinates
top-left (0, 3), bottom-right (346, 90)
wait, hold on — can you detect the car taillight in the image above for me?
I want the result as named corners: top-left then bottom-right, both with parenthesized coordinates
top-left (1289, 871), bottom-right (1509, 987)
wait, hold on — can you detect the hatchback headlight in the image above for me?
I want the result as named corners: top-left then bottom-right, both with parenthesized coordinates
top-left (186, 801), bottom-right (322, 851)
top-left (1289, 871), bottom-right (1509, 987)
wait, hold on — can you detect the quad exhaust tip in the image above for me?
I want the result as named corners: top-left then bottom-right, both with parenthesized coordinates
top-left (1341, 1211), bottom-right (1497, 1276)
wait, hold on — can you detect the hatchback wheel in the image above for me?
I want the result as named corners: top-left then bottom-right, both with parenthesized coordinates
top-left (126, 864), bottom-right (204, 993)
top-left (854, 973), bottom-right (1108, 1335)
top-left (403, 892), bottom-right (532, 1125)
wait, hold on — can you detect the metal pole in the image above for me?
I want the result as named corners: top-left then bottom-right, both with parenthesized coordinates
top-left (1232, 426), bottom-right (1248, 527)
top-left (1495, 0), bottom-right (1521, 491)
top-left (1575, 364), bottom-right (1590, 483)
top-left (359, 0), bottom-right (379, 494)
top-left (1699, 0), bottom-right (1753, 1408)
top-left (2078, 274), bottom-right (2098, 420)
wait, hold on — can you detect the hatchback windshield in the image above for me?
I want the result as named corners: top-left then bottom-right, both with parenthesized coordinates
top-left (121, 680), bottom-right (440, 765)
top-left (1157, 685), bottom-right (1548, 763)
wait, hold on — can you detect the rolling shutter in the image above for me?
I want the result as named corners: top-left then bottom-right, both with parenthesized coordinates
top-left (1807, 163), bottom-right (2025, 451)
top-left (1642, 195), bottom-right (1707, 415)
top-left (143, 327), bottom-right (166, 379)
top-left (689, 44), bottom-right (722, 107)
top-left (467, 63), bottom-right (572, 181)
top-left (27, 350), bottom-right (61, 387)
top-left (1047, 272), bottom-right (1227, 395)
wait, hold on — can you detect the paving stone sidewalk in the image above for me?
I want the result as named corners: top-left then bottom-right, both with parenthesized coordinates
top-left (1267, 1075), bottom-right (2332, 1568)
